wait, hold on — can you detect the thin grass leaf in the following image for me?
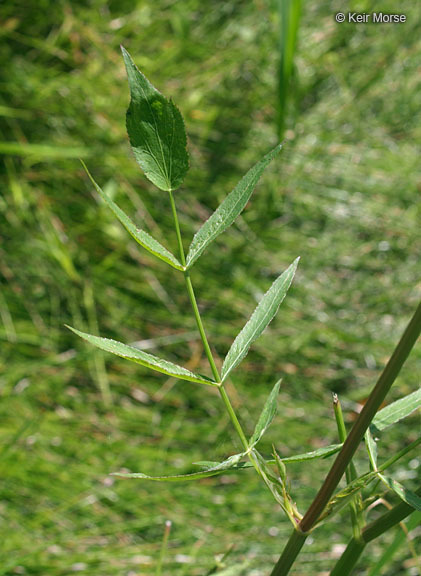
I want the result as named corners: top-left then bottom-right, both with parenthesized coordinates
top-left (221, 258), bottom-right (299, 382)
top-left (82, 162), bottom-right (183, 270)
top-left (122, 46), bottom-right (189, 192)
top-left (195, 443), bottom-right (343, 470)
top-left (66, 326), bottom-right (216, 386)
top-left (0, 141), bottom-right (90, 159)
top-left (249, 379), bottom-right (281, 447)
top-left (277, 0), bottom-right (302, 138)
top-left (186, 145), bottom-right (283, 268)
top-left (370, 388), bottom-right (421, 434)
top-left (112, 453), bottom-right (244, 482)
top-left (379, 475), bottom-right (421, 511)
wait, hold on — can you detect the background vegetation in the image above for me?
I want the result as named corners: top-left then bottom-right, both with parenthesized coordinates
top-left (0, 1), bottom-right (420, 574)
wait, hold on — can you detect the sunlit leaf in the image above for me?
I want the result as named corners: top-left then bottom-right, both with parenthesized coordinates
top-left (186, 145), bottom-right (283, 268)
top-left (279, 443), bottom-right (343, 463)
top-left (67, 326), bottom-right (215, 386)
top-left (371, 388), bottom-right (421, 434)
top-left (249, 379), bottom-right (281, 447)
top-left (82, 162), bottom-right (183, 270)
top-left (195, 443), bottom-right (343, 470)
top-left (122, 46), bottom-right (189, 192)
top-left (221, 258), bottom-right (299, 382)
top-left (379, 474), bottom-right (421, 511)
top-left (112, 453), bottom-right (244, 482)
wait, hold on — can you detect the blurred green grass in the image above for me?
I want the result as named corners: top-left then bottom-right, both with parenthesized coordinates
top-left (0, 1), bottom-right (420, 574)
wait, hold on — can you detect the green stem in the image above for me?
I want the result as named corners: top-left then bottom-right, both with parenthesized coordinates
top-left (169, 191), bottom-right (252, 455)
top-left (330, 485), bottom-right (421, 576)
top-left (378, 436), bottom-right (421, 473)
top-left (219, 385), bottom-right (249, 451)
top-left (168, 192), bottom-right (270, 487)
top-left (169, 190), bottom-right (187, 268)
top-left (332, 393), bottom-right (363, 539)
top-left (156, 520), bottom-right (171, 576)
top-left (169, 190), bottom-right (220, 383)
top-left (270, 528), bottom-right (307, 576)
top-left (362, 485), bottom-right (421, 543)
top-left (329, 537), bottom-right (366, 576)
top-left (300, 299), bottom-right (421, 533)
top-left (271, 299), bottom-right (421, 575)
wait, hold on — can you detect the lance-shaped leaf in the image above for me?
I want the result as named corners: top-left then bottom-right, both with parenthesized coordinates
top-left (121, 46), bottom-right (189, 192)
top-left (221, 258), bottom-right (299, 382)
top-left (112, 453), bottom-right (244, 482)
top-left (195, 443), bottom-right (343, 470)
top-left (379, 474), bottom-right (421, 511)
top-left (186, 144), bottom-right (283, 268)
top-left (82, 162), bottom-right (183, 270)
top-left (67, 326), bottom-right (215, 386)
top-left (249, 379), bottom-right (281, 448)
top-left (370, 388), bottom-right (421, 435)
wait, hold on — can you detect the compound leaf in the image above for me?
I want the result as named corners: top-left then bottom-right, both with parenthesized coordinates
top-left (122, 46), bottom-right (189, 192)
top-left (82, 162), bottom-right (183, 270)
top-left (221, 258), bottom-right (299, 382)
top-left (186, 144), bottom-right (283, 268)
top-left (67, 326), bottom-right (215, 386)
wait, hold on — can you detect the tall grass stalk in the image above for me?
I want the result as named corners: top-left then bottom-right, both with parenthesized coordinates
top-left (71, 48), bottom-right (421, 575)
top-left (277, 0), bottom-right (302, 138)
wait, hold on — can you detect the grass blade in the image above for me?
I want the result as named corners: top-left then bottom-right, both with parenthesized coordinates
top-left (66, 325), bottom-right (216, 386)
top-left (221, 258), bottom-right (299, 382)
top-left (0, 141), bottom-right (90, 159)
top-left (122, 46), bottom-right (189, 192)
top-left (112, 453), bottom-right (244, 482)
top-left (186, 145), bottom-right (283, 268)
top-left (82, 162), bottom-right (183, 270)
top-left (277, 0), bottom-right (302, 138)
top-left (370, 388), bottom-right (421, 434)
top-left (249, 379), bottom-right (282, 447)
